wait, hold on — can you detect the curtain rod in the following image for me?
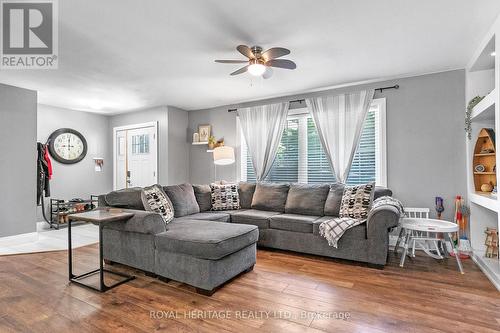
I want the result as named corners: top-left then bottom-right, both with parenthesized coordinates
top-left (227, 84), bottom-right (399, 113)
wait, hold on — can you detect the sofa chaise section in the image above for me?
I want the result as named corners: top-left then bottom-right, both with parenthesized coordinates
top-left (154, 220), bottom-right (258, 294)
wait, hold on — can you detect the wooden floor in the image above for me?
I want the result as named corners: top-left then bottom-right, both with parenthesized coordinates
top-left (1, 246), bottom-right (499, 333)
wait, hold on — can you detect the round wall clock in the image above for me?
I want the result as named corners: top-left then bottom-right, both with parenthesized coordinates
top-left (48, 128), bottom-right (88, 164)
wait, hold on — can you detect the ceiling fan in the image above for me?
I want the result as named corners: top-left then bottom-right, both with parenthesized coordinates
top-left (215, 45), bottom-right (296, 79)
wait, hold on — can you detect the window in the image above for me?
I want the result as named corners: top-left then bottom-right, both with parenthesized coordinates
top-left (131, 134), bottom-right (149, 154)
top-left (239, 98), bottom-right (386, 186)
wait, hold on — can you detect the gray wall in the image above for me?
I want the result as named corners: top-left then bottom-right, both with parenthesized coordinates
top-left (167, 106), bottom-right (190, 184)
top-left (188, 70), bottom-right (466, 221)
top-left (37, 105), bottom-right (112, 219)
top-left (109, 106), bottom-right (189, 186)
top-left (0, 84), bottom-right (37, 237)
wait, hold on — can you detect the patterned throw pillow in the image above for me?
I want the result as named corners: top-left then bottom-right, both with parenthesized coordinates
top-left (339, 182), bottom-right (375, 219)
top-left (141, 185), bottom-right (174, 224)
top-left (211, 183), bottom-right (240, 211)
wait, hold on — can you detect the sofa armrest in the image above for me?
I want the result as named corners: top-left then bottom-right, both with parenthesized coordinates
top-left (366, 205), bottom-right (400, 239)
top-left (103, 209), bottom-right (167, 235)
top-left (98, 195), bottom-right (107, 207)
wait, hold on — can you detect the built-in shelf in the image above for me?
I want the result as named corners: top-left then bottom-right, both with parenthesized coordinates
top-left (475, 153), bottom-right (496, 156)
top-left (472, 251), bottom-right (500, 290)
top-left (471, 89), bottom-right (496, 121)
top-left (474, 172), bottom-right (496, 175)
top-left (207, 150), bottom-right (214, 153)
top-left (470, 191), bottom-right (498, 212)
top-left (192, 141), bottom-right (208, 145)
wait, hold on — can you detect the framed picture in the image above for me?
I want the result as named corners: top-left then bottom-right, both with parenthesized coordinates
top-left (198, 125), bottom-right (211, 142)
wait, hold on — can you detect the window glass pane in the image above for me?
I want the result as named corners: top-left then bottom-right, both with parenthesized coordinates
top-left (266, 119), bottom-right (299, 182)
top-left (347, 110), bottom-right (376, 185)
top-left (307, 117), bottom-right (336, 183)
top-left (245, 119), bottom-right (299, 182)
top-left (131, 134), bottom-right (149, 155)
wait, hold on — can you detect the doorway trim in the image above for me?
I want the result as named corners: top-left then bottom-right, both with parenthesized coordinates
top-left (113, 121), bottom-right (159, 190)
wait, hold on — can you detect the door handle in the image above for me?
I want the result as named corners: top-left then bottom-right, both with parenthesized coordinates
top-left (126, 171), bottom-right (131, 185)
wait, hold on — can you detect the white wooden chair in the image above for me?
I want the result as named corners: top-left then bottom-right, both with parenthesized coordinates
top-left (395, 208), bottom-right (444, 259)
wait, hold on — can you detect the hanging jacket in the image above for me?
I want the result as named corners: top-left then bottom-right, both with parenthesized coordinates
top-left (43, 144), bottom-right (53, 179)
top-left (37, 142), bottom-right (50, 205)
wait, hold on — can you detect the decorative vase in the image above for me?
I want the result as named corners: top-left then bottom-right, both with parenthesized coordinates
top-left (193, 133), bottom-right (199, 143)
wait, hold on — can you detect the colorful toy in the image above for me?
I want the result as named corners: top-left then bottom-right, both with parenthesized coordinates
top-left (435, 197), bottom-right (444, 219)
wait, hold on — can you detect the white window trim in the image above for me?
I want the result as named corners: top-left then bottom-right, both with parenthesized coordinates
top-left (373, 98), bottom-right (387, 187)
top-left (236, 98), bottom-right (387, 186)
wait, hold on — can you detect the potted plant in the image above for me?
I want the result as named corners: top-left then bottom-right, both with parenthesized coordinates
top-left (208, 136), bottom-right (217, 150)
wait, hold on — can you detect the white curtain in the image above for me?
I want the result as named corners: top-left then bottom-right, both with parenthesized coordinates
top-left (238, 102), bottom-right (289, 181)
top-left (306, 89), bottom-right (375, 183)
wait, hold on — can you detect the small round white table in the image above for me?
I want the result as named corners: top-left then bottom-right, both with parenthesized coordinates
top-left (398, 218), bottom-right (464, 274)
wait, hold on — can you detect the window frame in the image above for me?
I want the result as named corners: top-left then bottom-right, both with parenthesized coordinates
top-left (236, 97), bottom-right (387, 186)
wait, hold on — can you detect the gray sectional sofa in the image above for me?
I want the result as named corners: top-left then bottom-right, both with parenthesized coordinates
top-left (98, 182), bottom-right (399, 295)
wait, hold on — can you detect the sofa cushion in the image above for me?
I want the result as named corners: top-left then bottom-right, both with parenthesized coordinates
top-left (339, 182), bottom-right (375, 219)
top-left (375, 187), bottom-right (393, 200)
top-left (269, 214), bottom-right (320, 233)
top-left (238, 182), bottom-right (256, 209)
top-left (231, 209), bottom-right (282, 229)
top-left (211, 183), bottom-right (240, 211)
top-left (156, 220), bottom-right (258, 260)
top-left (141, 185), bottom-right (174, 224)
top-left (323, 183), bottom-right (344, 217)
top-left (251, 183), bottom-right (290, 212)
top-left (163, 183), bottom-right (200, 217)
top-left (104, 187), bottom-right (145, 210)
top-left (285, 184), bottom-right (330, 216)
top-left (192, 184), bottom-right (212, 212)
top-left (175, 212), bottom-right (230, 222)
top-left (313, 216), bottom-right (367, 239)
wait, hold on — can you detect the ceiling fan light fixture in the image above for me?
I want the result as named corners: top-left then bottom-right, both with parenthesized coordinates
top-left (248, 63), bottom-right (266, 76)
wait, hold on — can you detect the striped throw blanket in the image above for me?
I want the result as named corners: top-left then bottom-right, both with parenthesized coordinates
top-left (319, 196), bottom-right (405, 248)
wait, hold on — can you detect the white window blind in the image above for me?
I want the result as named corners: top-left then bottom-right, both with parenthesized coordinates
top-left (240, 98), bottom-right (386, 186)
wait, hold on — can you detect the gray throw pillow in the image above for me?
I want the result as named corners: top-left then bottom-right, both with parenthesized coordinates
top-left (238, 182), bottom-right (256, 209)
top-left (285, 184), bottom-right (330, 216)
top-left (211, 183), bottom-right (240, 211)
top-left (141, 185), bottom-right (174, 224)
top-left (193, 184), bottom-right (212, 212)
top-left (324, 183), bottom-right (345, 217)
top-left (105, 187), bottom-right (145, 210)
top-left (251, 183), bottom-right (290, 212)
top-left (163, 183), bottom-right (200, 217)
top-left (339, 182), bottom-right (375, 219)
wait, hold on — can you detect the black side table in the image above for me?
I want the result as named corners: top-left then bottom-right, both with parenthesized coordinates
top-left (68, 209), bottom-right (136, 292)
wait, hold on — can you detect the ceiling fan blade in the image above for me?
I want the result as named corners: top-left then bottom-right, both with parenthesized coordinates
top-left (266, 59), bottom-right (297, 70)
top-left (230, 65), bottom-right (249, 76)
top-left (262, 67), bottom-right (273, 79)
top-left (261, 47), bottom-right (290, 61)
top-left (215, 60), bottom-right (248, 63)
top-left (236, 45), bottom-right (255, 59)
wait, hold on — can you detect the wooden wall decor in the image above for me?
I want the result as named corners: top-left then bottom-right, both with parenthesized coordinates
top-left (473, 128), bottom-right (496, 192)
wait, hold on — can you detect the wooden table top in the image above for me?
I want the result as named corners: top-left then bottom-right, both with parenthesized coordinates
top-left (68, 209), bottom-right (134, 223)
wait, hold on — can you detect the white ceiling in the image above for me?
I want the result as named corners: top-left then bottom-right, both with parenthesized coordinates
top-left (1, 0), bottom-right (500, 114)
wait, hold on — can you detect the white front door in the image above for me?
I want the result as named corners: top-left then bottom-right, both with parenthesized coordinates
top-left (114, 122), bottom-right (158, 190)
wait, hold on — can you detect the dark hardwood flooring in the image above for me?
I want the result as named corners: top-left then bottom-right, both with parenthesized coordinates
top-left (0, 245), bottom-right (499, 332)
